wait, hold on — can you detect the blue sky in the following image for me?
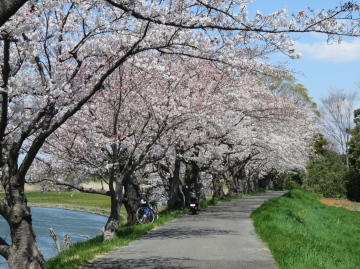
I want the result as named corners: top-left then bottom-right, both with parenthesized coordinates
top-left (247, 0), bottom-right (360, 106)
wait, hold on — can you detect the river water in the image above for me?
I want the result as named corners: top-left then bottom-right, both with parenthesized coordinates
top-left (0, 207), bottom-right (108, 269)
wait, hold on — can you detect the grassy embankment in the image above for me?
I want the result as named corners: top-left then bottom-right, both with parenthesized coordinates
top-left (25, 191), bottom-right (115, 217)
top-left (251, 189), bottom-right (360, 269)
top-left (0, 190), bottom-right (256, 269)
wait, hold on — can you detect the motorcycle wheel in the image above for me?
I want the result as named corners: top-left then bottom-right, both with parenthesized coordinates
top-left (190, 207), bottom-right (197, 215)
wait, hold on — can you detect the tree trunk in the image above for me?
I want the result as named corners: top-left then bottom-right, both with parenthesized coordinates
top-left (183, 161), bottom-right (202, 205)
top-left (227, 174), bottom-right (244, 196)
top-left (227, 163), bottom-right (247, 196)
top-left (0, 0), bottom-right (28, 27)
top-left (212, 172), bottom-right (224, 198)
top-left (248, 170), bottom-right (260, 192)
top-left (197, 172), bottom-right (206, 202)
top-left (103, 169), bottom-right (123, 241)
top-left (123, 175), bottom-right (141, 225)
top-left (167, 157), bottom-right (184, 209)
top-left (156, 163), bottom-right (171, 197)
top-left (0, 166), bottom-right (46, 269)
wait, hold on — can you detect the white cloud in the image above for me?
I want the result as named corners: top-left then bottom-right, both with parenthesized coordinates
top-left (294, 38), bottom-right (360, 63)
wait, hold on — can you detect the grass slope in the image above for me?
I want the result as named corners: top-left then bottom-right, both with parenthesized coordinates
top-left (0, 191), bottom-right (112, 215)
top-left (27, 191), bottom-right (111, 215)
top-left (251, 189), bottom-right (360, 269)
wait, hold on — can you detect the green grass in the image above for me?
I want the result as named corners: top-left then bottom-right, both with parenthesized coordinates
top-left (25, 191), bottom-right (115, 217)
top-left (1, 191), bottom-right (119, 217)
top-left (251, 189), bottom-right (360, 269)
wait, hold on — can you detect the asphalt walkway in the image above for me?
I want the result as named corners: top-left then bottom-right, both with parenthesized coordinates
top-left (83, 191), bottom-right (287, 269)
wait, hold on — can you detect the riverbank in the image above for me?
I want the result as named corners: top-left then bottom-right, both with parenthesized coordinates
top-left (0, 191), bottom-right (114, 217)
top-left (28, 203), bottom-right (111, 217)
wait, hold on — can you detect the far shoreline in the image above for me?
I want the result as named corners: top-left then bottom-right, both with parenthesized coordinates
top-left (1, 189), bottom-right (112, 217)
top-left (29, 203), bottom-right (110, 217)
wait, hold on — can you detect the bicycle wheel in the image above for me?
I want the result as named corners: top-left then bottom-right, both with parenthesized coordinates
top-left (136, 207), bottom-right (148, 224)
top-left (147, 208), bottom-right (155, 224)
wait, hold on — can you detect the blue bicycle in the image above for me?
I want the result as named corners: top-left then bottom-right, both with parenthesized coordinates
top-left (136, 199), bottom-right (158, 224)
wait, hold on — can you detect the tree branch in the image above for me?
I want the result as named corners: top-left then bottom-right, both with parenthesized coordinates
top-left (49, 180), bottom-right (110, 196)
top-left (0, 0), bottom-right (28, 27)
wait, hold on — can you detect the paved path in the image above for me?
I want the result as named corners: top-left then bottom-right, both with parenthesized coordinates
top-left (83, 191), bottom-right (287, 269)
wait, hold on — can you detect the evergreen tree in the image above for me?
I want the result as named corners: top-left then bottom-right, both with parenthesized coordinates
top-left (348, 108), bottom-right (360, 172)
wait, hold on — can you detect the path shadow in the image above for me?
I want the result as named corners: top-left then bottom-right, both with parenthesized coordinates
top-left (84, 255), bottom-right (279, 269)
top-left (84, 256), bottom-right (195, 269)
top-left (141, 226), bottom-right (236, 240)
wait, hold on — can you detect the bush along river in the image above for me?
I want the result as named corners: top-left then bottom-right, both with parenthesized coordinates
top-left (0, 207), bottom-right (107, 269)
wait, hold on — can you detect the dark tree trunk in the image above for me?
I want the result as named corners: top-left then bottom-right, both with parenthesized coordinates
top-left (227, 154), bottom-right (253, 196)
top-left (227, 173), bottom-right (244, 196)
top-left (104, 188), bottom-right (122, 240)
top-left (197, 172), bottom-right (206, 202)
top-left (227, 178), bottom-right (239, 196)
top-left (0, 0), bottom-right (28, 27)
top-left (123, 175), bottom-right (141, 225)
top-left (226, 177), bottom-right (234, 197)
top-left (247, 170), bottom-right (260, 193)
top-left (249, 178), bottom-right (255, 192)
top-left (260, 172), bottom-right (276, 189)
top-left (167, 156), bottom-right (184, 209)
top-left (157, 164), bottom-right (171, 197)
top-left (103, 167), bottom-right (123, 241)
top-left (212, 172), bottom-right (224, 198)
top-left (0, 165), bottom-right (46, 269)
top-left (254, 170), bottom-right (260, 192)
top-left (183, 161), bottom-right (201, 205)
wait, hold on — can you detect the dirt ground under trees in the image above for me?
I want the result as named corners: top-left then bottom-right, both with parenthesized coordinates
top-left (319, 198), bottom-right (360, 212)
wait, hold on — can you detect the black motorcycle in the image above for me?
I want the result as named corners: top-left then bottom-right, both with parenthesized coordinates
top-left (188, 190), bottom-right (199, 215)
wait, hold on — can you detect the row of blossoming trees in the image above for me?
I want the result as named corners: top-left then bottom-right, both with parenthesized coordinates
top-left (1, 0), bottom-right (360, 268)
top-left (32, 55), bottom-right (318, 229)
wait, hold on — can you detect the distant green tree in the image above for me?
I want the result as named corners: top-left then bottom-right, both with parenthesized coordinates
top-left (302, 149), bottom-right (348, 198)
top-left (287, 112), bottom-right (360, 200)
top-left (346, 108), bottom-right (360, 201)
top-left (345, 166), bottom-right (360, 201)
top-left (348, 108), bottom-right (360, 173)
top-left (277, 170), bottom-right (305, 190)
top-left (313, 133), bottom-right (329, 156)
top-left (275, 134), bottom-right (329, 191)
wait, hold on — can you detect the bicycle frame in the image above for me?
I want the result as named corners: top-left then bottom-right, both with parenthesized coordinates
top-left (136, 199), bottom-right (158, 224)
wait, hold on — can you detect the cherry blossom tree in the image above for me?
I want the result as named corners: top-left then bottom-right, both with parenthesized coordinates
top-left (0, 0), bottom-right (359, 268)
top-left (31, 55), bottom-right (227, 235)
top-left (222, 88), bottom-right (316, 194)
top-left (178, 72), bottom-right (316, 197)
top-left (0, 1), bottom-right (258, 267)
top-left (153, 70), bottom-right (317, 201)
top-left (105, 0), bottom-right (360, 45)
